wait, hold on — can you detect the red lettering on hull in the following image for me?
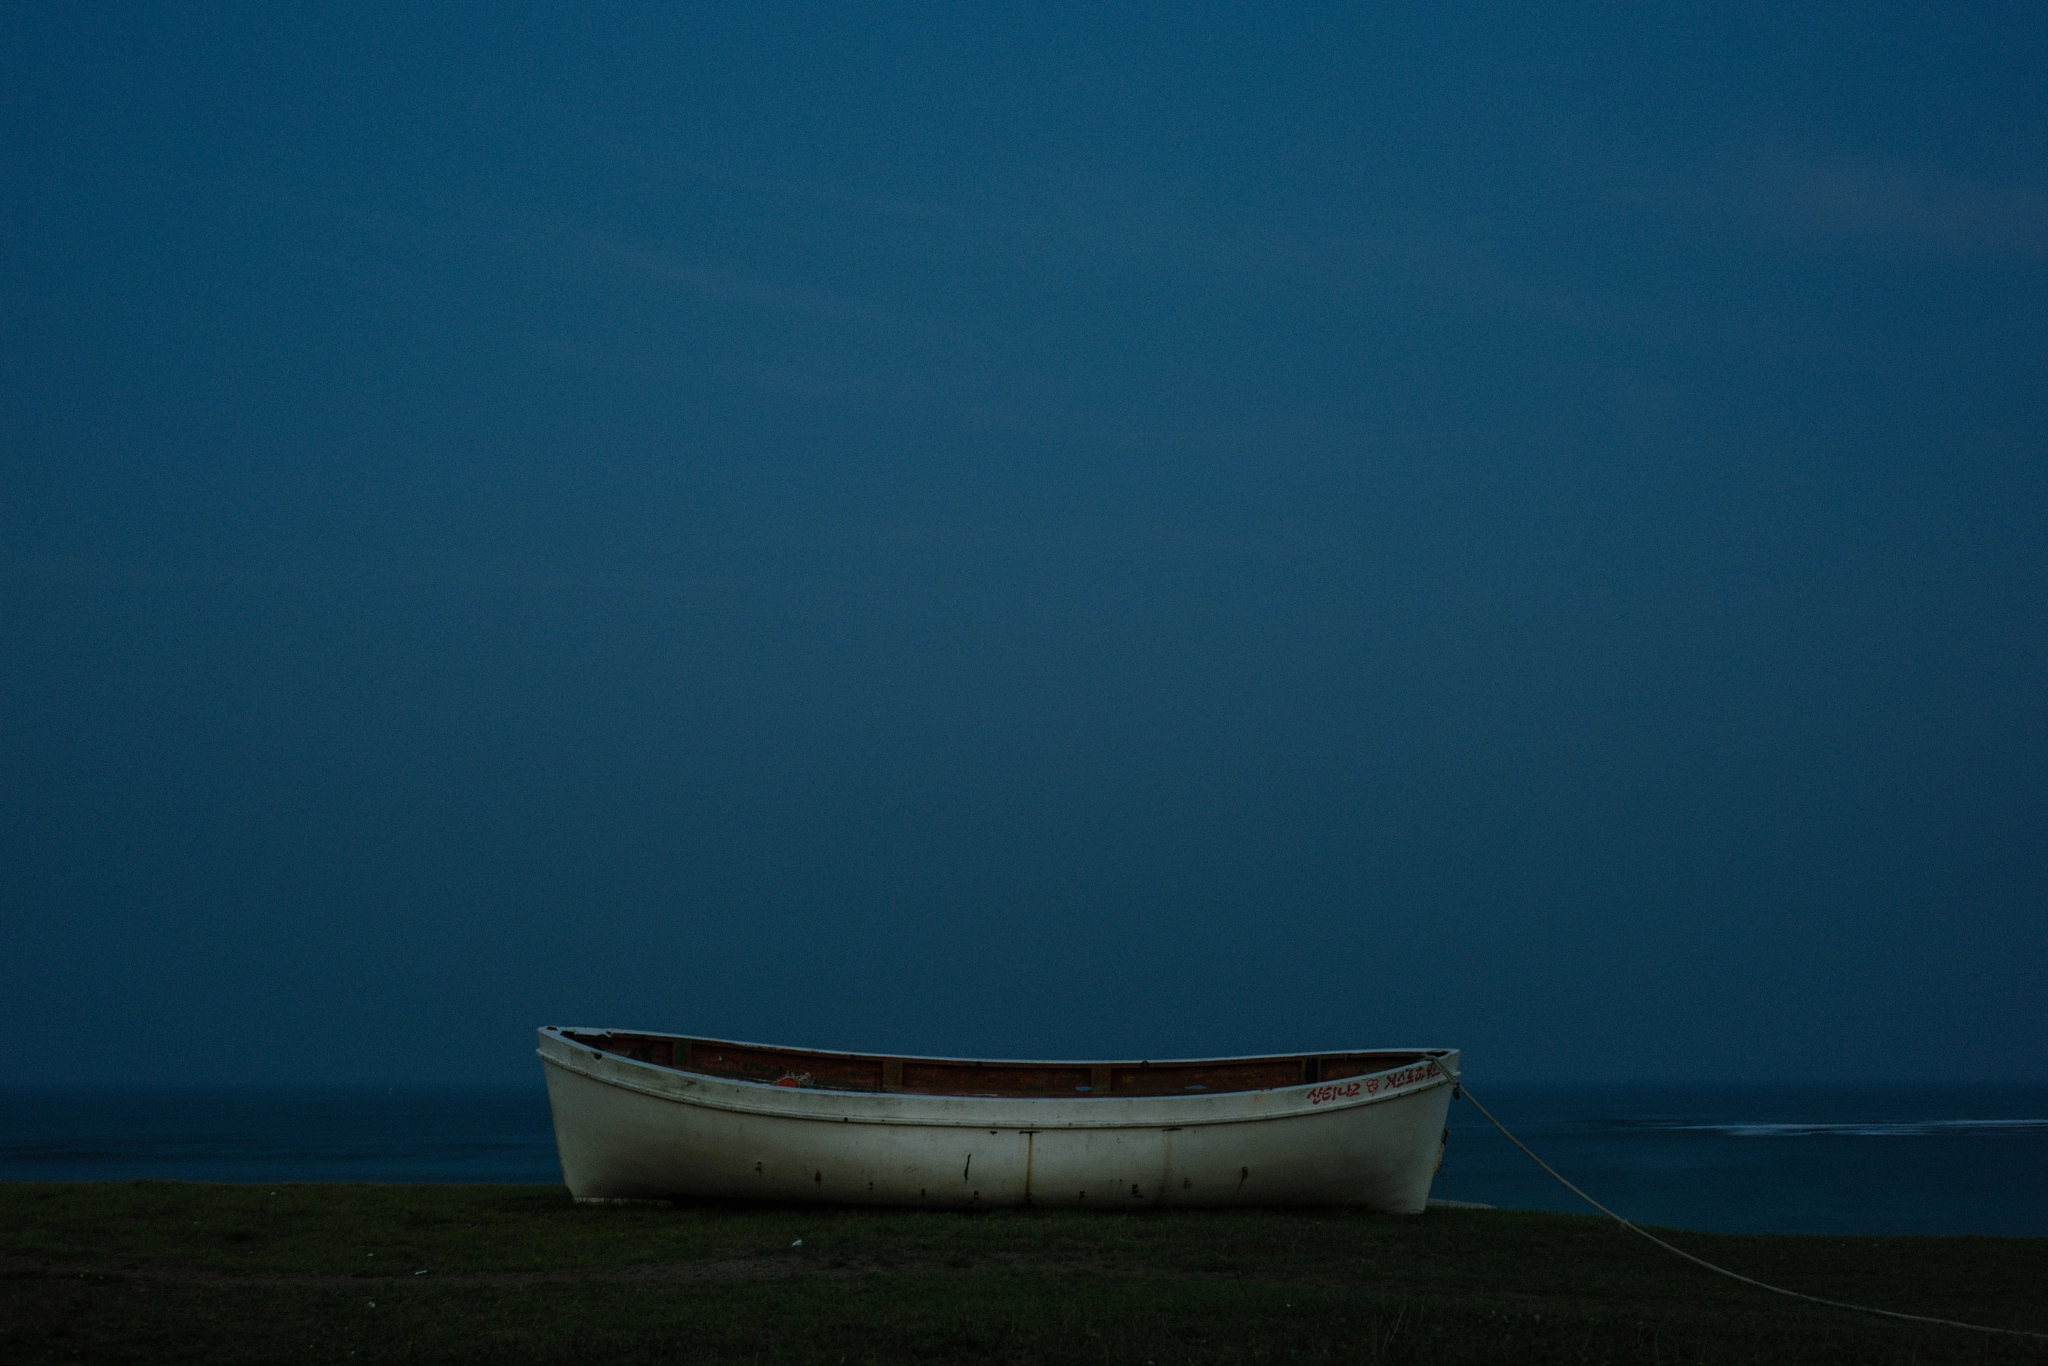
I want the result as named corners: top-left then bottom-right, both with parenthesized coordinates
top-left (1307, 1061), bottom-right (1441, 1105)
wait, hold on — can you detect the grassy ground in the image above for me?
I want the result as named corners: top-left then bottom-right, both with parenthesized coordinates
top-left (2, 1183), bottom-right (2043, 1364)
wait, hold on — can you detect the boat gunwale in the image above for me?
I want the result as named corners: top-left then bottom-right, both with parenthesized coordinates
top-left (543, 1025), bottom-right (1453, 1071)
top-left (538, 1028), bottom-right (1459, 1130)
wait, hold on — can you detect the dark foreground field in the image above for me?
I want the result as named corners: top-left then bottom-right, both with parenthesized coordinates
top-left (2, 1185), bottom-right (2043, 1365)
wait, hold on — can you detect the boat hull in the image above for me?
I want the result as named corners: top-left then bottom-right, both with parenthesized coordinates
top-left (538, 1030), bottom-right (1458, 1211)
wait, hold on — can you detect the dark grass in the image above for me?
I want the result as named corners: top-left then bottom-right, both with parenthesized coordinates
top-left (3, 1184), bottom-right (2044, 1364)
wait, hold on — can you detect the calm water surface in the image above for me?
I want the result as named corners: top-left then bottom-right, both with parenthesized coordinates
top-left (3, 1082), bottom-right (2042, 1236)
top-left (1440, 1083), bottom-right (2048, 1235)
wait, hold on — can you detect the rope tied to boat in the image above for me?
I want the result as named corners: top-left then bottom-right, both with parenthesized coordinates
top-left (1451, 1082), bottom-right (2048, 1344)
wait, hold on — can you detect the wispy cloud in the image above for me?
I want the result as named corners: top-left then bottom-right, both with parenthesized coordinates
top-left (581, 231), bottom-right (854, 316)
top-left (1706, 153), bottom-right (2048, 262)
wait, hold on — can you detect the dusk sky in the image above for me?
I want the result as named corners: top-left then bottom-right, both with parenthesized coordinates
top-left (4, 3), bottom-right (2044, 1086)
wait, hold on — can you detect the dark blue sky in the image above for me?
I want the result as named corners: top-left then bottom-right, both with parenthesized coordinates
top-left (4, 3), bottom-right (2043, 1085)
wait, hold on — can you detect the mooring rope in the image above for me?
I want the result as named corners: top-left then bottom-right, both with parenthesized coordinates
top-left (1452, 1082), bottom-right (2048, 1343)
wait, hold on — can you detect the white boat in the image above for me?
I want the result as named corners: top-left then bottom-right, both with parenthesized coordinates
top-left (538, 1027), bottom-right (1459, 1211)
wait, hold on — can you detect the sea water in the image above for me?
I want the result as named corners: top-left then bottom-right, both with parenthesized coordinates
top-left (2, 1082), bottom-right (2042, 1236)
top-left (0, 1086), bottom-right (558, 1187)
top-left (1438, 1083), bottom-right (2048, 1236)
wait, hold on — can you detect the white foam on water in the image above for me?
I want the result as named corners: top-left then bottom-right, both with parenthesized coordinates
top-left (1651, 1119), bottom-right (2048, 1138)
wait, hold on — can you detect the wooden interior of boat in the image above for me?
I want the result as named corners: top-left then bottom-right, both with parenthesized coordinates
top-left (561, 1030), bottom-right (1433, 1098)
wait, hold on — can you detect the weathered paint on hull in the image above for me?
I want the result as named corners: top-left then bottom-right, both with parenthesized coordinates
top-left (538, 1030), bottom-right (1459, 1211)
